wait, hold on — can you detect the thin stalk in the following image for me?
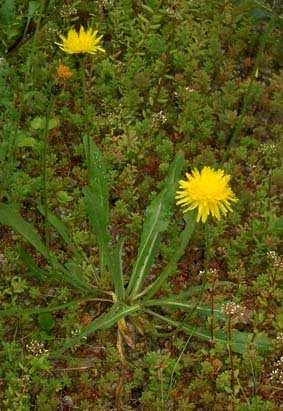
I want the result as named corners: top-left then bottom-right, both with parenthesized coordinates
top-left (80, 58), bottom-right (91, 177)
top-left (235, 373), bottom-right (249, 404)
top-left (210, 278), bottom-right (216, 342)
top-left (25, 0), bottom-right (49, 82)
top-left (159, 366), bottom-right (164, 411)
top-left (116, 329), bottom-right (126, 365)
top-left (1, 125), bottom-right (19, 196)
top-left (227, 316), bottom-right (236, 410)
top-left (167, 334), bottom-right (193, 402)
top-left (80, 56), bottom-right (102, 278)
top-left (249, 356), bottom-right (257, 396)
top-left (42, 92), bottom-right (55, 249)
top-left (6, 125), bottom-right (18, 171)
top-left (115, 367), bottom-right (125, 411)
top-left (81, 55), bottom-right (88, 110)
top-left (202, 222), bottom-right (209, 272)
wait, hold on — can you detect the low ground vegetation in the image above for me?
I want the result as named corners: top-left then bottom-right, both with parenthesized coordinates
top-left (0, 0), bottom-right (282, 409)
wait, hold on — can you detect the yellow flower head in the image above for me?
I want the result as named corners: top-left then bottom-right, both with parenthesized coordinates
top-left (56, 26), bottom-right (105, 55)
top-left (176, 167), bottom-right (237, 223)
top-left (56, 63), bottom-right (72, 80)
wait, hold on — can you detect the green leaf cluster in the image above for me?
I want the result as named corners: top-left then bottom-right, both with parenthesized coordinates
top-left (0, 143), bottom-right (271, 356)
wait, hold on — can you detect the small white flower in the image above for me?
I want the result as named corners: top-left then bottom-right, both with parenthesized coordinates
top-left (26, 339), bottom-right (48, 357)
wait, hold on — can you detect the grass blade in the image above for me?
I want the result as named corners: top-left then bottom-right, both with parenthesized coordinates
top-left (126, 151), bottom-right (185, 299)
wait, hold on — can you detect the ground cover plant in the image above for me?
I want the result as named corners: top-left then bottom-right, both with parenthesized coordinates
top-left (0, 0), bottom-right (282, 410)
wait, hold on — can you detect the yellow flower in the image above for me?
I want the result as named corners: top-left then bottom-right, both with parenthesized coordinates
top-left (56, 26), bottom-right (105, 55)
top-left (56, 63), bottom-right (72, 80)
top-left (176, 167), bottom-right (237, 223)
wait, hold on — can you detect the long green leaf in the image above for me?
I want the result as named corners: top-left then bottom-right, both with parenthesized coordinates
top-left (145, 299), bottom-right (225, 320)
top-left (137, 211), bottom-right (196, 301)
top-left (83, 135), bottom-right (109, 215)
top-left (0, 204), bottom-right (49, 259)
top-left (83, 135), bottom-right (110, 274)
top-left (60, 303), bottom-right (140, 352)
top-left (174, 284), bottom-right (211, 298)
top-left (19, 248), bottom-right (47, 281)
top-left (0, 301), bottom-right (80, 318)
top-left (37, 203), bottom-right (72, 246)
top-left (37, 203), bottom-right (98, 283)
top-left (62, 260), bottom-right (93, 290)
top-left (147, 309), bottom-right (271, 354)
top-left (38, 203), bottom-right (86, 260)
top-left (84, 188), bottom-right (111, 270)
top-left (126, 151), bottom-right (185, 299)
top-left (110, 238), bottom-right (125, 301)
top-left (0, 204), bottom-right (91, 292)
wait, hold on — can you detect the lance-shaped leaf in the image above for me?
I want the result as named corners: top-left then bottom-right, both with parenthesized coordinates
top-left (60, 303), bottom-right (140, 353)
top-left (126, 151), bottom-right (185, 299)
top-left (37, 203), bottom-right (87, 262)
top-left (19, 248), bottom-right (48, 281)
top-left (147, 309), bottom-right (271, 355)
top-left (83, 135), bottom-right (110, 274)
top-left (0, 204), bottom-right (91, 292)
top-left (0, 300), bottom-right (80, 318)
top-left (0, 204), bottom-right (49, 258)
top-left (137, 211), bottom-right (196, 301)
top-left (37, 203), bottom-right (72, 246)
top-left (145, 299), bottom-right (225, 320)
top-left (84, 188), bottom-right (111, 272)
top-left (109, 238), bottom-right (125, 301)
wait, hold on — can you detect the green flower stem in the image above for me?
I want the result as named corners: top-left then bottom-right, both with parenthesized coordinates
top-left (210, 278), bottom-right (215, 342)
top-left (227, 315), bottom-right (236, 404)
top-left (80, 55), bottom-right (99, 277)
top-left (79, 55), bottom-right (90, 172)
top-left (25, 0), bottom-right (49, 82)
top-left (81, 55), bottom-right (88, 106)
top-left (167, 334), bottom-right (194, 401)
top-left (42, 90), bottom-right (55, 248)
